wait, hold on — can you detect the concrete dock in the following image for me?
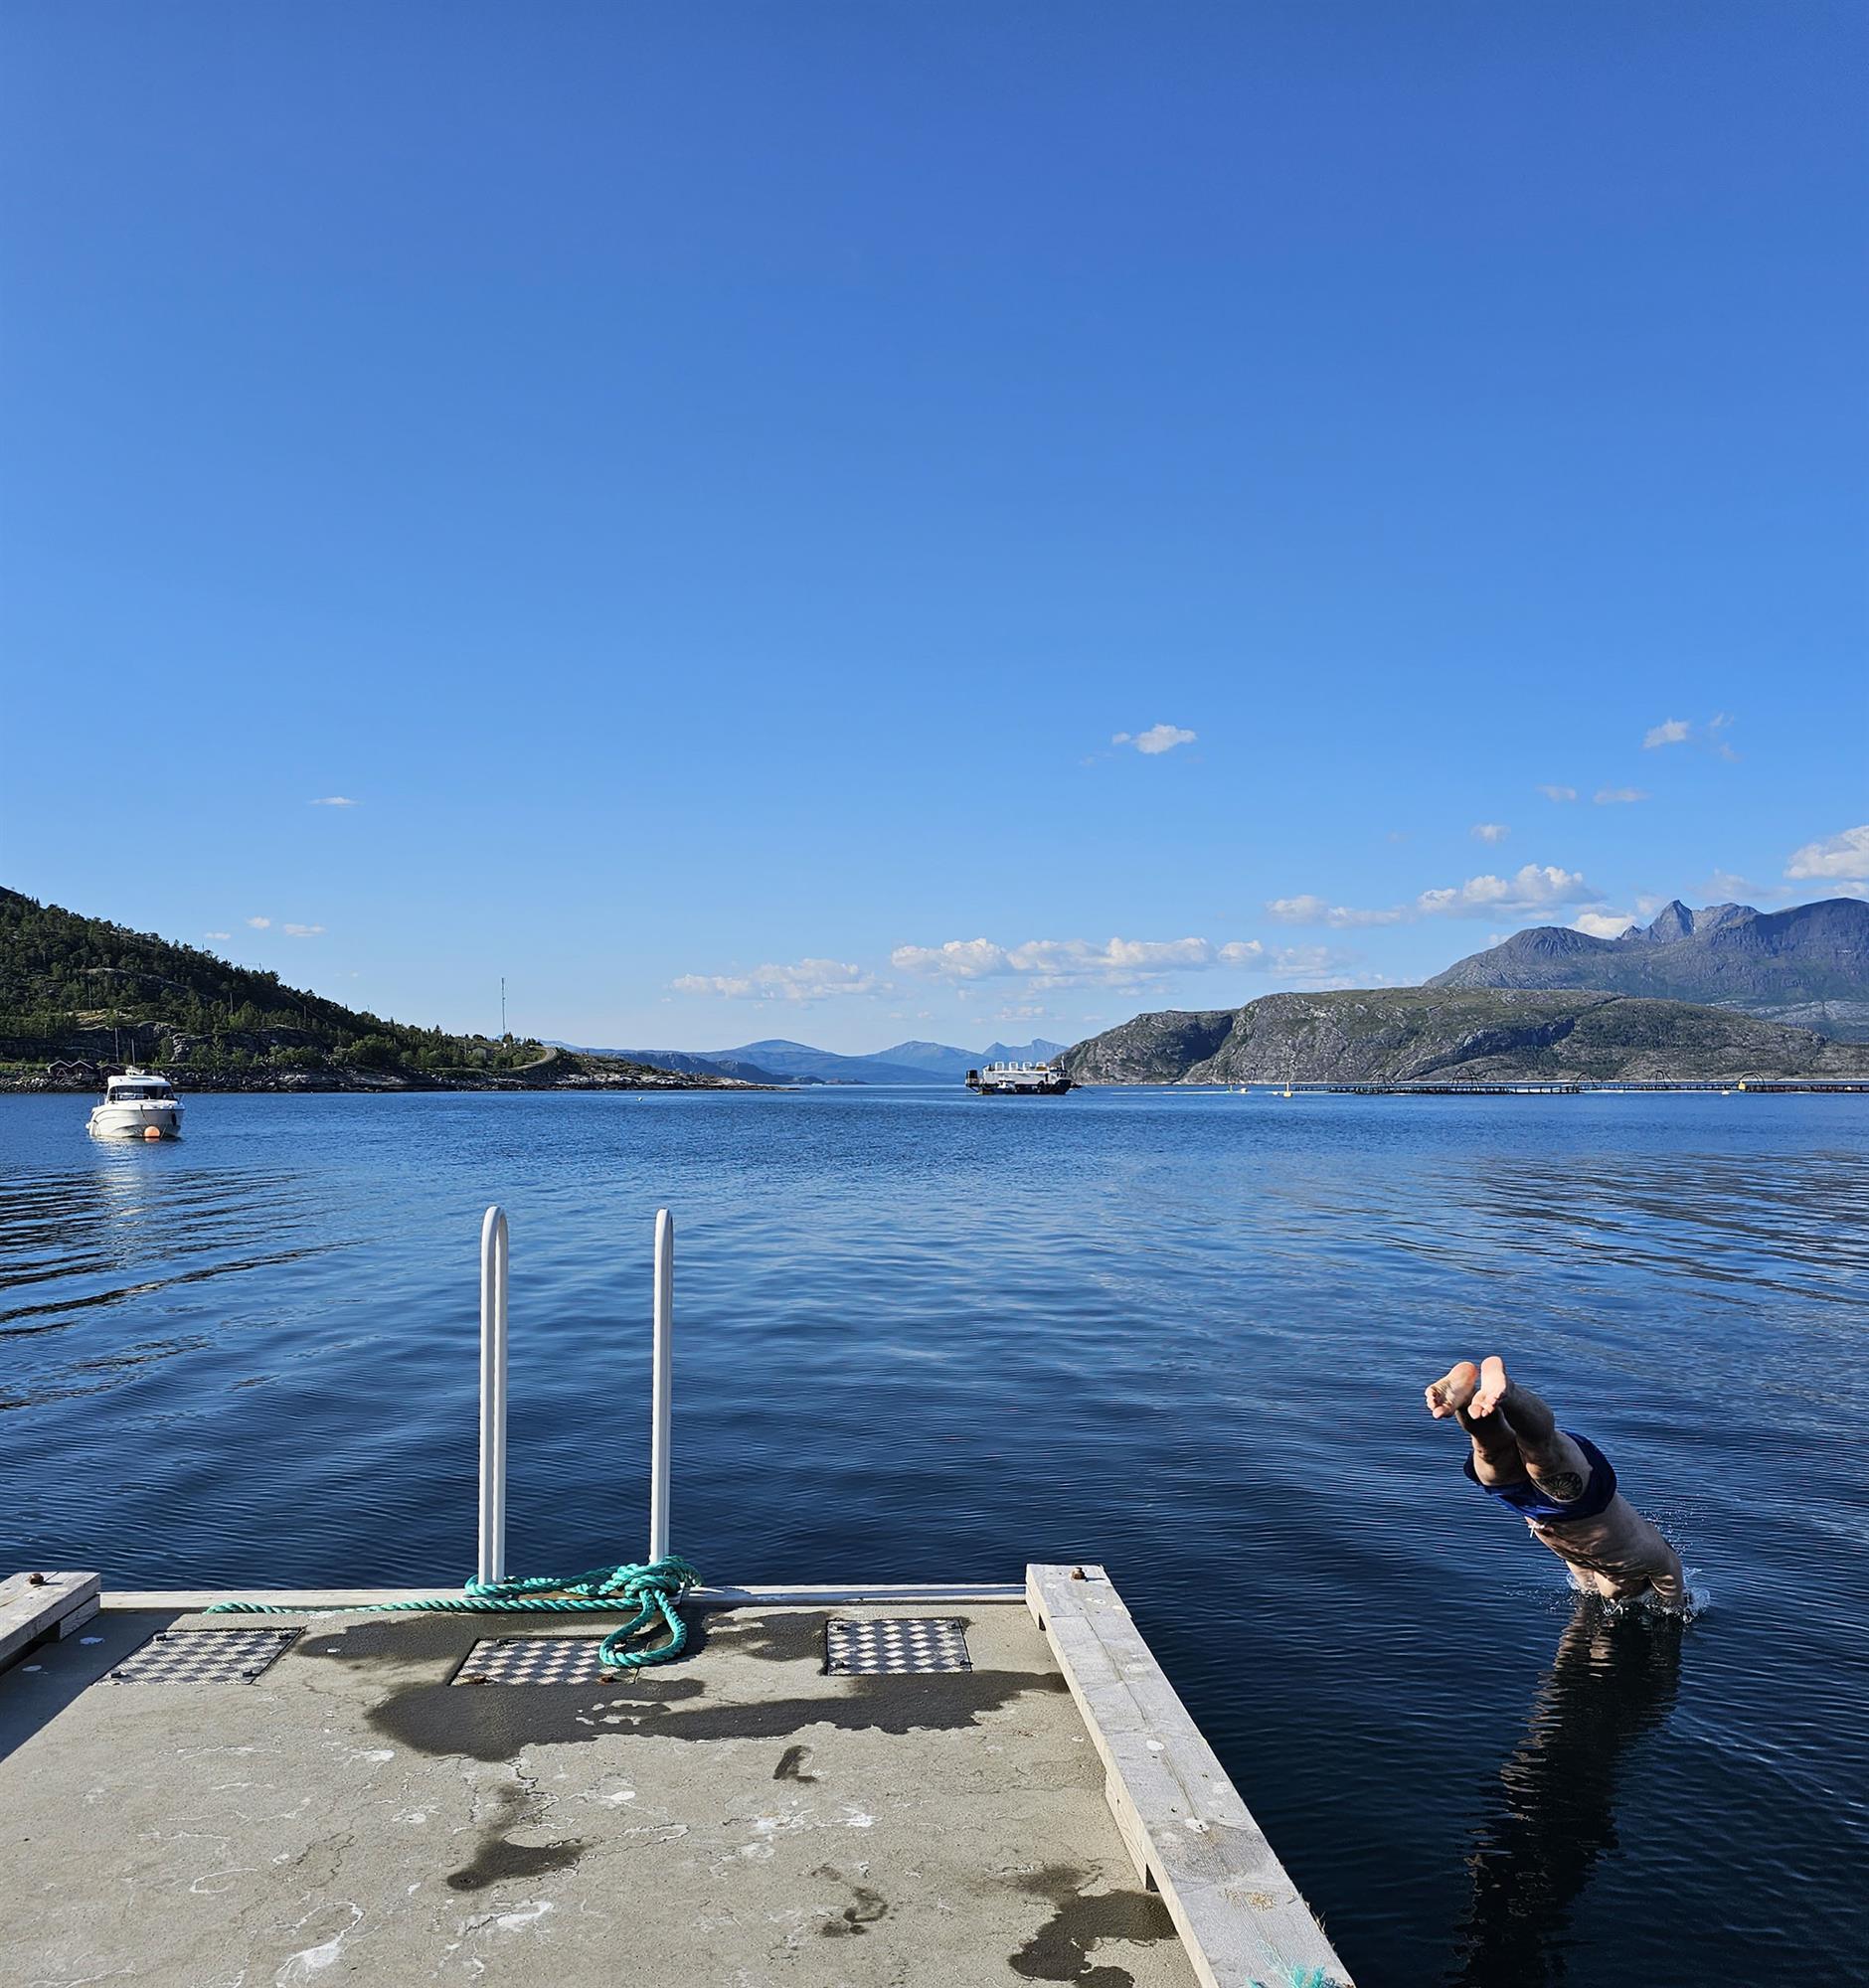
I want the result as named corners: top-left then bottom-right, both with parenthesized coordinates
top-left (0, 1566), bottom-right (1351, 1987)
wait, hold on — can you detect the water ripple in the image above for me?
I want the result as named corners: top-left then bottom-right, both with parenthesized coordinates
top-left (1, 1087), bottom-right (1864, 1988)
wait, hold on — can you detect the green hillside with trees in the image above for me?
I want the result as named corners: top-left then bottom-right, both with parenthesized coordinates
top-left (0, 888), bottom-right (727, 1090)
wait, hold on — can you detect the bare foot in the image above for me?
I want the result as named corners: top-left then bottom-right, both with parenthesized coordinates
top-left (1471, 1355), bottom-right (1510, 1419)
top-left (1424, 1362), bottom-right (1479, 1418)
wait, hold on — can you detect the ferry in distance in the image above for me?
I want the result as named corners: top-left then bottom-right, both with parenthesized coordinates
top-left (965, 1060), bottom-right (1073, 1096)
top-left (87, 1069), bottom-right (184, 1138)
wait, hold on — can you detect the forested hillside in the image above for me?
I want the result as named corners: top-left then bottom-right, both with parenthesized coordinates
top-left (0, 888), bottom-right (729, 1090)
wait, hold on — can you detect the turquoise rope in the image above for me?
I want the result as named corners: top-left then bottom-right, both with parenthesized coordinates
top-left (205, 1554), bottom-right (702, 1670)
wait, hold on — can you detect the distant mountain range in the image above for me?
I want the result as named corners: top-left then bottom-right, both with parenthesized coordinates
top-left (1062, 987), bottom-right (1869, 1086)
top-left (559, 1036), bottom-right (1069, 1086)
top-left (1427, 898), bottom-right (1869, 1040)
top-left (858, 1038), bottom-right (1072, 1078)
top-left (552, 1046), bottom-right (804, 1085)
top-left (17, 872), bottom-right (1865, 1094)
top-left (602, 899), bottom-right (1869, 1089)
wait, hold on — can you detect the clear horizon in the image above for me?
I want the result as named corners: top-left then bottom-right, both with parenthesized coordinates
top-left (4, 6), bottom-right (1864, 1053)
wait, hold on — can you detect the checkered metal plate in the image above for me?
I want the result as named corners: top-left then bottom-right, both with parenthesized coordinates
top-left (825, 1617), bottom-right (971, 1675)
top-left (452, 1637), bottom-right (616, 1686)
top-left (108, 1629), bottom-right (298, 1685)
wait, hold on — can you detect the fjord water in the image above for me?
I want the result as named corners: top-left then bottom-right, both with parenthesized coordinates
top-left (3, 1087), bottom-right (1865, 1985)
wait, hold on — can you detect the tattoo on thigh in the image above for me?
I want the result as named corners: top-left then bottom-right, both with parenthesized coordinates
top-left (1542, 1470), bottom-right (1585, 1502)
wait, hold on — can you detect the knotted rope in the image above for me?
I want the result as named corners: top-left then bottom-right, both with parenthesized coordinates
top-left (206, 1554), bottom-right (701, 1669)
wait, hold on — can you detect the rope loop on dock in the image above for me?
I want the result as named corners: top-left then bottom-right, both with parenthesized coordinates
top-left (205, 1554), bottom-right (702, 1668)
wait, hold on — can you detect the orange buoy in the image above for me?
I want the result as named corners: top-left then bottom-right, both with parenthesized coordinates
top-left (143, 1124), bottom-right (163, 1140)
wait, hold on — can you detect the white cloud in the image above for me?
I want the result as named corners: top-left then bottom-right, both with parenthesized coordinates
top-left (1266, 895), bottom-right (1406, 929)
top-left (1537, 784), bottom-right (1579, 802)
top-left (891, 934), bottom-right (1343, 990)
top-left (892, 937), bottom-right (1206, 985)
top-left (1470, 823), bottom-right (1509, 843)
top-left (889, 938), bottom-right (1008, 981)
top-left (1641, 714), bottom-right (1739, 757)
top-left (1573, 911), bottom-right (1638, 938)
top-left (1111, 724), bottom-right (1196, 755)
top-left (246, 916), bottom-right (271, 929)
top-left (672, 958), bottom-right (883, 1002)
top-left (309, 795), bottom-right (358, 807)
top-left (203, 930), bottom-right (231, 940)
top-left (1272, 865), bottom-right (1600, 928)
top-left (1256, 944), bottom-right (1356, 984)
top-left (1785, 824), bottom-right (1869, 882)
top-left (1416, 865), bottom-right (1601, 917)
top-left (1594, 787), bottom-right (1650, 805)
top-left (282, 923), bottom-right (326, 937)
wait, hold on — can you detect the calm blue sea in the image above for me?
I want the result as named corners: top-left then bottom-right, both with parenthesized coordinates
top-left (3, 1086), bottom-right (1865, 1984)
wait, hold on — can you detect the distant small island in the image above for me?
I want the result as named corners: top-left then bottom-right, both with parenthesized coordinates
top-left (0, 889), bottom-right (755, 1094)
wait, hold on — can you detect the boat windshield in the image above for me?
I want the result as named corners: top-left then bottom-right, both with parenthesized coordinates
top-left (108, 1082), bottom-right (172, 1100)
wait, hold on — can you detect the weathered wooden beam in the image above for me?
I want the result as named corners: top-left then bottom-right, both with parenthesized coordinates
top-left (99, 1581), bottom-right (1027, 1611)
top-left (1028, 1562), bottom-right (1354, 1988)
top-left (0, 1572), bottom-right (102, 1673)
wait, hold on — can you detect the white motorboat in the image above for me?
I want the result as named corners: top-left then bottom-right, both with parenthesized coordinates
top-left (87, 1069), bottom-right (183, 1139)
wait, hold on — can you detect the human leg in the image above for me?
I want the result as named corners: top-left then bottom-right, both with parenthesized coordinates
top-left (1456, 1401), bottom-right (1528, 1486)
top-left (1427, 1360), bottom-right (1528, 1485)
top-left (1471, 1357), bottom-right (1594, 1505)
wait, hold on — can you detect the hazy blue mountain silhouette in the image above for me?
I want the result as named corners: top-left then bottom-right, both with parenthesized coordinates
top-left (1426, 898), bottom-right (1869, 1040)
top-left (572, 1035), bottom-right (1071, 1084)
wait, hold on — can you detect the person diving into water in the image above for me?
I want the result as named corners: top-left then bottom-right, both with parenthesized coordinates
top-left (1426, 1357), bottom-right (1687, 1606)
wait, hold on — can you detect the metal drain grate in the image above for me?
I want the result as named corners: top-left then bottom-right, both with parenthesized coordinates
top-left (452, 1637), bottom-right (616, 1686)
top-left (108, 1629), bottom-right (299, 1685)
top-left (825, 1617), bottom-right (971, 1675)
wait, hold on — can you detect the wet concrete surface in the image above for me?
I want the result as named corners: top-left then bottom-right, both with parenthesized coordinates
top-left (0, 1599), bottom-right (1194, 1986)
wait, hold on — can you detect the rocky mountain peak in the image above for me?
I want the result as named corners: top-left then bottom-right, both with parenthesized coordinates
top-left (1636, 900), bottom-right (1698, 943)
top-left (1423, 896), bottom-right (1869, 1040)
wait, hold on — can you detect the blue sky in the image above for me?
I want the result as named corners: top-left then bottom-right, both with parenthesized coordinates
top-left (4, 3), bottom-right (1864, 1052)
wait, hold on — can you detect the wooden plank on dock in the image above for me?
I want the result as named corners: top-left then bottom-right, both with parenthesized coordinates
top-left (1028, 1562), bottom-right (1354, 1988)
top-left (0, 1572), bottom-right (101, 1673)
